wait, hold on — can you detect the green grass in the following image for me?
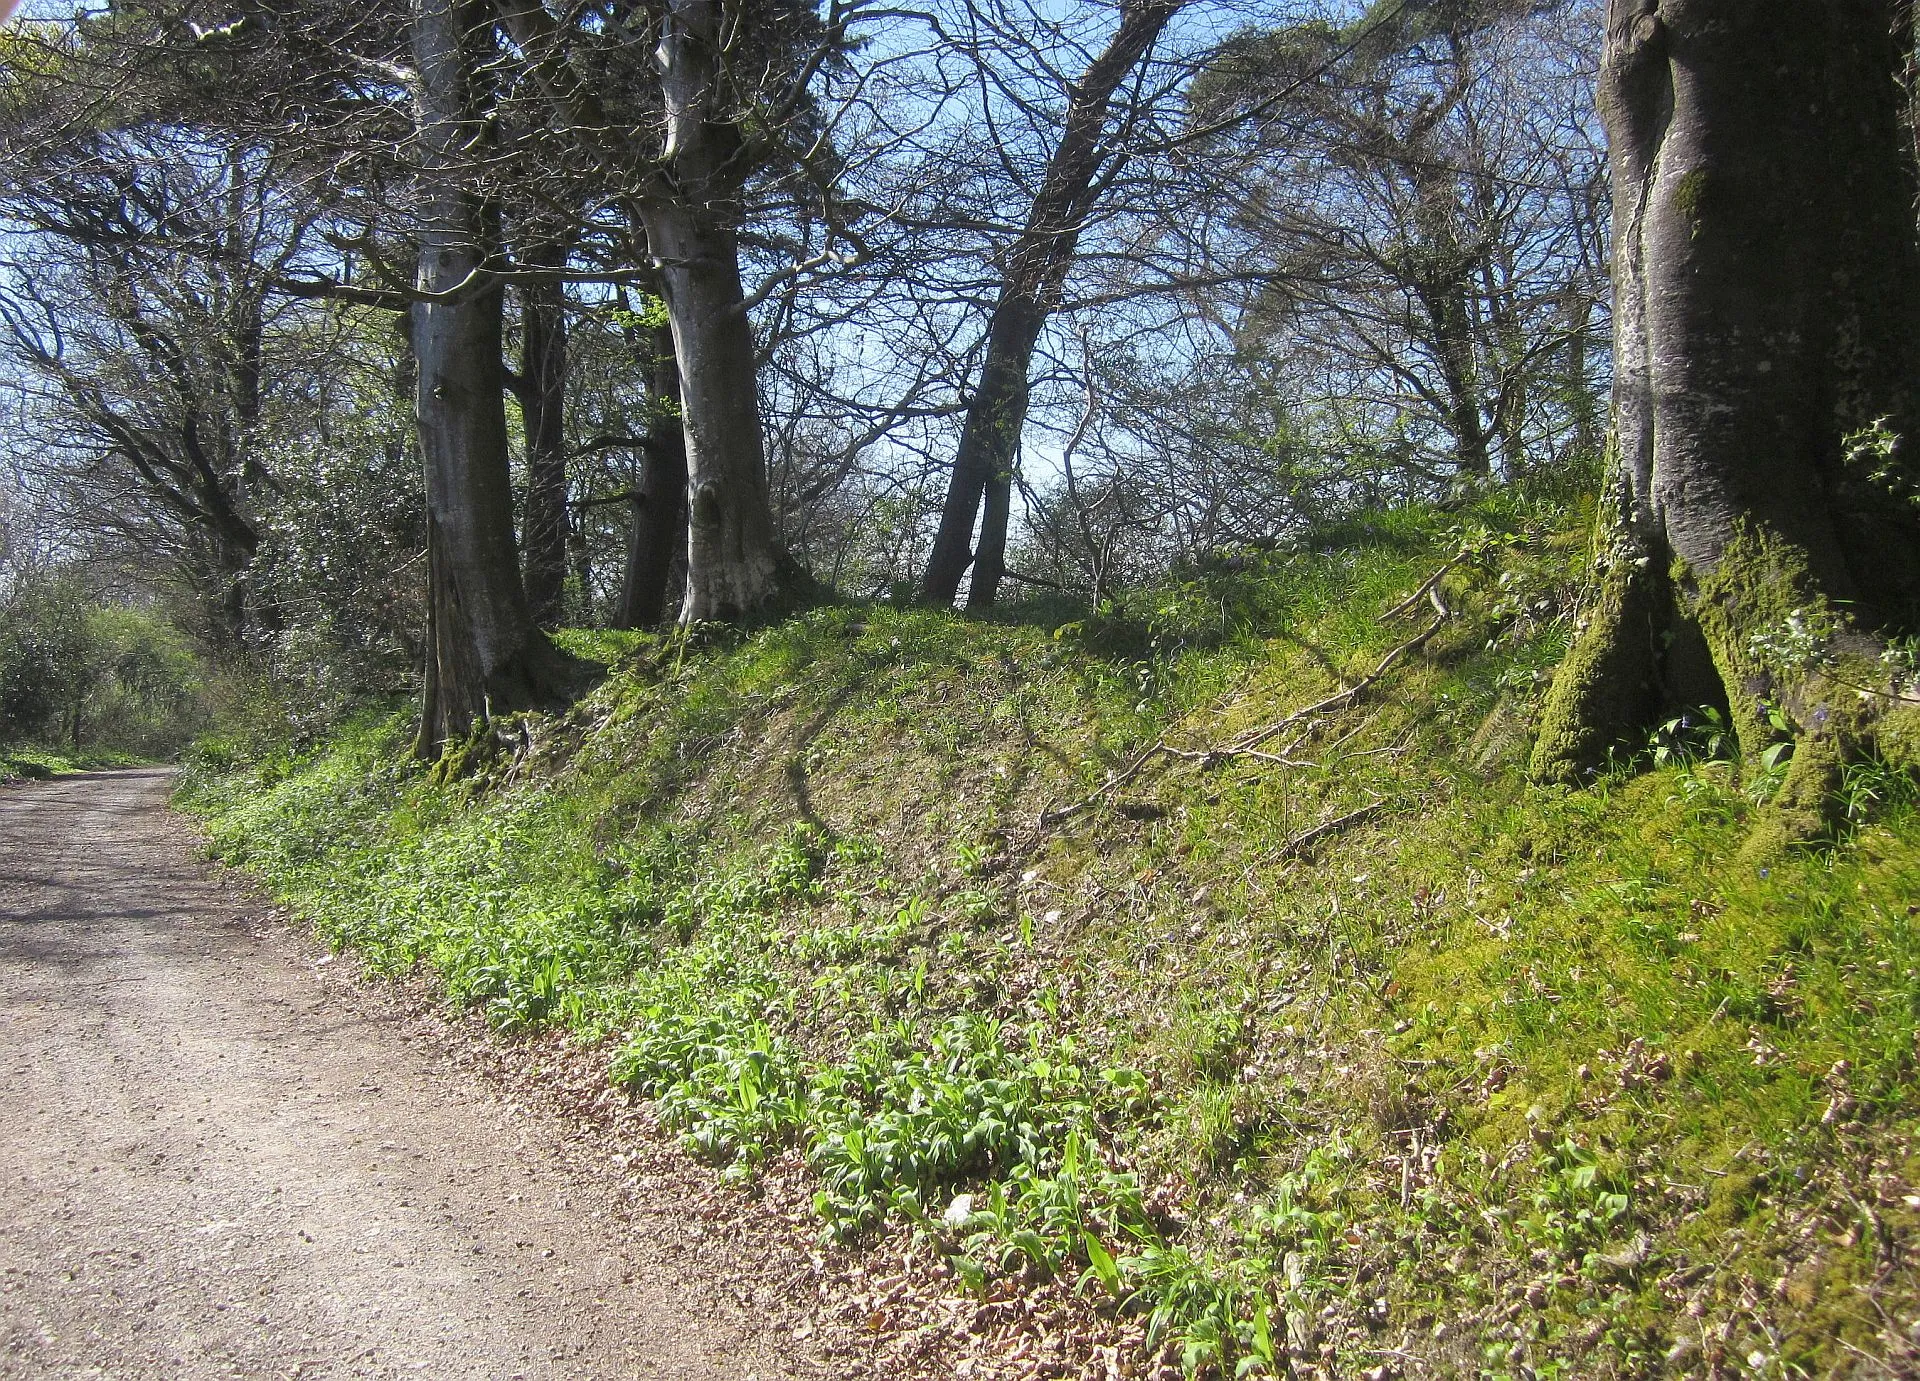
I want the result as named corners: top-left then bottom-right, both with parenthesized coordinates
top-left (1, 744), bottom-right (146, 780)
top-left (179, 487), bottom-right (1920, 1378)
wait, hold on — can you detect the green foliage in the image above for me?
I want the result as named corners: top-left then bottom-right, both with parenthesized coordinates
top-left (548, 626), bottom-right (653, 667)
top-left (0, 572), bottom-right (203, 755)
top-left (182, 484), bottom-right (1920, 1376)
top-left (251, 368), bottom-right (423, 696)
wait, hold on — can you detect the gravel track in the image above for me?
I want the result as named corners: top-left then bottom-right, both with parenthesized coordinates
top-left (0, 767), bottom-right (793, 1380)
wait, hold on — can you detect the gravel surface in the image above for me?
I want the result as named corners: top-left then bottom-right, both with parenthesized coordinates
top-left (0, 767), bottom-right (799, 1381)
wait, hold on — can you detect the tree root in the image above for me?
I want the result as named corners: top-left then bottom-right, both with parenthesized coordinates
top-left (1277, 799), bottom-right (1388, 860)
top-left (1535, 521), bottom-right (1920, 857)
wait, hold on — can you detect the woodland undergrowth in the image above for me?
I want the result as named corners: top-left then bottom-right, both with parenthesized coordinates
top-left (180, 484), bottom-right (1920, 1380)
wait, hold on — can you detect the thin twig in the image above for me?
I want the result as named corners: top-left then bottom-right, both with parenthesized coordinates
top-left (1160, 745), bottom-right (1319, 768)
top-left (1223, 605), bottom-right (1451, 757)
top-left (1380, 547), bottom-right (1475, 621)
top-left (1277, 799), bottom-right (1387, 859)
top-left (1036, 742), bottom-right (1165, 828)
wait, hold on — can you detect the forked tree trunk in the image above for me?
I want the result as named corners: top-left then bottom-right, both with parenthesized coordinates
top-left (1532, 0), bottom-right (1920, 849)
top-left (618, 319), bottom-right (689, 629)
top-left (646, 0), bottom-right (788, 624)
top-left (517, 239), bottom-right (571, 627)
top-left (410, 0), bottom-right (568, 758)
top-left (920, 0), bottom-right (1184, 610)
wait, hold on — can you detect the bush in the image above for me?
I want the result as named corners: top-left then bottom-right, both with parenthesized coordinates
top-left (0, 572), bottom-right (205, 756)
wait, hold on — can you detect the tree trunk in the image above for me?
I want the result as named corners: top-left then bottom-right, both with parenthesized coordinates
top-left (923, 299), bottom-right (1045, 610)
top-left (1532, 0), bottom-right (1920, 849)
top-left (1408, 160), bottom-right (1492, 482)
top-left (646, 0), bottom-right (787, 625)
top-left (517, 239), bottom-right (570, 628)
top-left (645, 204), bottom-right (783, 623)
top-left (1422, 275), bottom-right (1492, 481)
top-left (410, 0), bottom-right (567, 756)
top-left (920, 0), bottom-right (1184, 610)
top-left (618, 319), bottom-right (689, 629)
top-left (1563, 288), bottom-right (1600, 462)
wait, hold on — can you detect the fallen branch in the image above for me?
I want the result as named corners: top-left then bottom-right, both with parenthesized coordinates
top-left (1037, 742), bottom-right (1165, 828)
top-left (1035, 548), bottom-right (1472, 830)
top-left (1380, 546), bottom-right (1475, 621)
top-left (1216, 604), bottom-right (1449, 759)
top-left (1277, 799), bottom-right (1387, 859)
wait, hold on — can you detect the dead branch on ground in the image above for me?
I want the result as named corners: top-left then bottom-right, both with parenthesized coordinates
top-left (1035, 547), bottom-right (1473, 830)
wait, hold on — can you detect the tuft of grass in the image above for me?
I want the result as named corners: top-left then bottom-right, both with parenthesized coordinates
top-left (1, 745), bottom-right (146, 780)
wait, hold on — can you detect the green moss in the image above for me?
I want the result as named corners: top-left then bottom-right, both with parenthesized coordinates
top-left (1686, 524), bottom-right (1817, 756)
top-left (1740, 730), bottom-right (1847, 862)
top-left (1688, 524), bottom-right (1920, 853)
top-left (1530, 553), bottom-right (1661, 784)
top-left (1879, 703), bottom-right (1920, 772)
top-left (1673, 167), bottom-right (1710, 239)
top-left (428, 724), bottom-right (501, 786)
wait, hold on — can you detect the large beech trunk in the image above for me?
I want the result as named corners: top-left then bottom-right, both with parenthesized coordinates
top-left (410, 0), bottom-right (564, 757)
top-left (1532, 0), bottom-right (1920, 847)
top-left (618, 318), bottom-right (689, 629)
top-left (517, 240), bottom-right (570, 627)
top-left (646, 0), bottom-right (787, 625)
top-left (645, 203), bottom-right (782, 623)
top-left (920, 0), bottom-right (1183, 610)
top-left (496, 0), bottom-right (787, 625)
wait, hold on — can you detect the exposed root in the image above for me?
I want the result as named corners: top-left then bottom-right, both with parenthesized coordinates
top-left (1536, 520), bottom-right (1920, 856)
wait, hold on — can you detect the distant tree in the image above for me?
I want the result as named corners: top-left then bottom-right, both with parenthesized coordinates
top-left (1532, 0), bottom-right (1920, 849)
top-left (509, 227), bottom-right (575, 629)
top-left (1186, 0), bottom-right (1607, 491)
top-left (616, 310), bottom-right (690, 630)
top-left (0, 129), bottom-right (317, 647)
top-left (919, 0), bottom-right (1187, 610)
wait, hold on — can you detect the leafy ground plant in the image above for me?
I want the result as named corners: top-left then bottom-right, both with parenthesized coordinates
top-left (182, 487), bottom-right (1920, 1378)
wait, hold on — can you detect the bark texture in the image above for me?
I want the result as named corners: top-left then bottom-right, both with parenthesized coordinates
top-left (618, 319), bottom-right (689, 630)
top-left (1532, 0), bottom-right (1920, 846)
top-left (645, 0), bottom-right (787, 625)
top-left (410, 0), bottom-right (566, 757)
top-left (920, 0), bottom-right (1183, 610)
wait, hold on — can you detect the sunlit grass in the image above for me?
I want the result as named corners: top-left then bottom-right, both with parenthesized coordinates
top-left (179, 484), bottom-right (1920, 1377)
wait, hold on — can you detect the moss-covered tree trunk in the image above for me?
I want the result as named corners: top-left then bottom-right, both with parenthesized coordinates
top-left (1532, 0), bottom-right (1920, 847)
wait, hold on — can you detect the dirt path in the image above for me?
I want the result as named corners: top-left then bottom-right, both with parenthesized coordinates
top-left (0, 768), bottom-right (797, 1381)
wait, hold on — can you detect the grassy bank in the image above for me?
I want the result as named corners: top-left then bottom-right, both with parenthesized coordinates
top-left (179, 489), bottom-right (1920, 1379)
top-left (1, 746), bottom-right (145, 781)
